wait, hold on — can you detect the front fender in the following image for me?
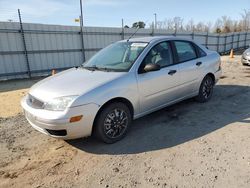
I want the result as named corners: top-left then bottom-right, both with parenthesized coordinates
top-left (71, 72), bottom-right (140, 116)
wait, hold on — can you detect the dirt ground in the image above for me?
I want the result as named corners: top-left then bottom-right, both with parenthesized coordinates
top-left (0, 55), bottom-right (250, 188)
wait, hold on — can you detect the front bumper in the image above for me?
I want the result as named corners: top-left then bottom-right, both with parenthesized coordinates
top-left (241, 55), bottom-right (250, 65)
top-left (21, 96), bottom-right (100, 140)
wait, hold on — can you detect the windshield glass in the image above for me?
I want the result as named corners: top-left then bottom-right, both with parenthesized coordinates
top-left (82, 42), bottom-right (148, 72)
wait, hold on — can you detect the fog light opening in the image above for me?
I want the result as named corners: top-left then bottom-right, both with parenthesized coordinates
top-left (69, 115), bottom-right (83, 123)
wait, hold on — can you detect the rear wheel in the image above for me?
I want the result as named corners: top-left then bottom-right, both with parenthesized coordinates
top-left (94, 102), bottom-right (132, 144)
top-left (196, 75), bottom-right (214, 103)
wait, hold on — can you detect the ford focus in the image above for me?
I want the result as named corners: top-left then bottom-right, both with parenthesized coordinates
top-left (21, 36), bottom-right (222, 143)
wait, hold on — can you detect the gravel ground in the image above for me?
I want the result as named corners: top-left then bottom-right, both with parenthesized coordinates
top-left (0, 55), bottom-right (250, 188)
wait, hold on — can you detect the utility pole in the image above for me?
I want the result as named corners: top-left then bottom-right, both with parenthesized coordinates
top-left (154, 13), bottom-right (157, 30)
top-left (79, 0), bottom-right (86, 62)
top-left (18, 9), bottom-right (31, 78)
top-left (80, 0), bottom-right (84, 28)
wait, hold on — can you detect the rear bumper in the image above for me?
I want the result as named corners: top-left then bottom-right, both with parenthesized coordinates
top-left (21, 96), bottom-right (100, 140)
top-left (214, 68), bottom-right (222, 83)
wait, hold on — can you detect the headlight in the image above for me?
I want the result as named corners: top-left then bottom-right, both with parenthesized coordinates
top-left (246, 52), bottom-right (250, 56)
top-left (43, 95), bottom-right (78, 111)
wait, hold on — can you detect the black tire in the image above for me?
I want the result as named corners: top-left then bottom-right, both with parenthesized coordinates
top-left (94, 102), bottom-right (132, 144)
top-left (195, 75), bottom-right (214, 103)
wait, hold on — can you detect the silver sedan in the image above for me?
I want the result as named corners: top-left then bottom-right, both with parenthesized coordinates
top-left (21, 36), bottom-right (222, 143)
top-left (242, 47), bottom-right (250, 66)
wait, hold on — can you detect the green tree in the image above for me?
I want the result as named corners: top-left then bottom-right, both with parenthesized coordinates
top-left (132, 21), bottom-right (145, 28)
top-left (215, 28), bottom-right (222, 33)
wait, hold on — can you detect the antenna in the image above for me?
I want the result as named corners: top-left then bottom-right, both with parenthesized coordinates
top-left (126, 20), bottom-right (149, 42)
top-left (127, 26), bottom-right (140, 42)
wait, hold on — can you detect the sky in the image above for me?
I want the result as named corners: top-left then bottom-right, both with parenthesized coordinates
top-left (0, 0), bottom-right (249, 27)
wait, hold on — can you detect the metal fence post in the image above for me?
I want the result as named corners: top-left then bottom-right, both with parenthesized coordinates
top-left (244, 31), bottom-right (248, 48)
top-left (18, 9), bottom-right (31, 78)
top-left (121, 19), bottom-right (125, 40)
top-left (191, 29), bottom-right (194, 40)
top-left (237, 33), bottom-right (240, 49)
top-left (217, 34), bottom-right (220, 52)
top-left (205, 31), bottom-right (209, 47)
top-left (231, 33), bottom-right (234, 50)
top-left (151, 22), bottom-right (154, 36)
top-left (79, 0), bottom-right (86, 63)
top-left (224, 34), bottom-right (227, 53)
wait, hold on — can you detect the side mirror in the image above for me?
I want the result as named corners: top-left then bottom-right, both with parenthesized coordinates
top-left (144, 63), bottom-right (161, 72)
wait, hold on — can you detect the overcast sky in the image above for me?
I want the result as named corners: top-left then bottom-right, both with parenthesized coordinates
top-left (0, 0), bottom-right (249, 27)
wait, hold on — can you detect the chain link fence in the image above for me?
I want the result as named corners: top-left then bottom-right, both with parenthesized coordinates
top-left (0, 12), bottom-right (250, 80)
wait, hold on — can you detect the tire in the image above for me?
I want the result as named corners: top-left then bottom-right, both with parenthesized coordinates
top-left (94, 102), bottom-right (132, 144)
top-left (195, 75), bottom-right (214, 103)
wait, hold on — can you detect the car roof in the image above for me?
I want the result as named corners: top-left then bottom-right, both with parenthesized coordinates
top-left (120, 36), bottom-right (193, 43)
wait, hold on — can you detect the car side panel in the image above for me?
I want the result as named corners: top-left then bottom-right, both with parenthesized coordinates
top-left (136, 64), bottom-right (181, 113)
top-left (177, 58), bottom-right (203, 97)
top-left (199, 52), bottom-right (221, 84)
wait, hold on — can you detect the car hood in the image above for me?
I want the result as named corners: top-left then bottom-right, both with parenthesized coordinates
top-left (29, 68), bottom-right (126, 102)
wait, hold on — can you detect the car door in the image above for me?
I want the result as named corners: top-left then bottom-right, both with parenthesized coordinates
top-left (172, 40), bottom-right (203, 97)
top-left (136, 41), bottom-right (181, 113)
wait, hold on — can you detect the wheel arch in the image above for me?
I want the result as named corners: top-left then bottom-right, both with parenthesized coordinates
top-left (205, 72), bottom-right (215, 84)
top-left (91, 97), bottom-right (134, 135)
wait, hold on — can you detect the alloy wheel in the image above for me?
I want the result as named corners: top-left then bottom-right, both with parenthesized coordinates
top-left (202, 78), bottom-right (213, 99)
top-left (104, 108), bottom-right (128, 139)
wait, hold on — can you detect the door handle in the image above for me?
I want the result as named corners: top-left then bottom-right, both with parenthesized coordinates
top-left (168, 70), bottom-right (177, 75)
top-left (196, 62), bottom-right (202, 66)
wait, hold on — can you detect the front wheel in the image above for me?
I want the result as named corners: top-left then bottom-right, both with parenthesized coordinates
top-left (94, 102), bottom-right (132, 144)
top-left (196, 75), bottom-right (214, 103)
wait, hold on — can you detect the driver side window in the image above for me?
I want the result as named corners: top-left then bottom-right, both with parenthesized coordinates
top-left (141, 42), bottom-right (173, 69)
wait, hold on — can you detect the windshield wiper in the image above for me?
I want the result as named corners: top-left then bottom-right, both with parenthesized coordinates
top-left (98, 67), bottom-right (112, 72)
top-left (82, 65), bottom-right (111, 72)
top-left (82, 65), bottom-right (99, 71)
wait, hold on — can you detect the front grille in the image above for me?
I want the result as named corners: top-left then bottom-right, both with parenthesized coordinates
top-left (27, 94), bottom-right (44, 109)
top-left (46, 129), bottom-right (67, 136)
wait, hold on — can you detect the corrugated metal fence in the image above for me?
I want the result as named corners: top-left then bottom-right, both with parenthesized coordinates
top-left (0, 21), bottom-right (250, 80)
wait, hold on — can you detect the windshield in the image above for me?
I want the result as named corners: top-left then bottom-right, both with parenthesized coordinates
top-left (82, 42), bottom-right (148, 72)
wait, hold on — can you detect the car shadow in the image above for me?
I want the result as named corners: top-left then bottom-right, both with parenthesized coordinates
top-left (67, 84), bottom-right (250, 155)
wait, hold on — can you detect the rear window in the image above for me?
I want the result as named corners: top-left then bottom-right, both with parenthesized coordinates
top-left (174, 41), bottom-right (197, 62)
